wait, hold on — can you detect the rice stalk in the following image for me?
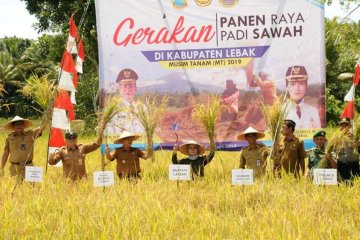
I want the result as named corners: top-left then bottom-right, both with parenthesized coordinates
top-left (352, 114), bottom-right (360, 141)
top-left (316, 128), bottom-right (352, 168)
top-left (132, 95), bottom-right (168, 162)
top-left (325, 128), bottom-right (351, 154)
top-left (21, 74), bottom-right (56, 127)
top-left (97, 96), bottom-right (126, 136)
top-left (260, 95), bottom-right (290, 176)
top-left (191, 94), bottom-right (221, 151)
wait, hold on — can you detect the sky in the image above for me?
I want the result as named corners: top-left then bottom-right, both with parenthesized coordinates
top-left (0, 0), bottom-right (359, 39)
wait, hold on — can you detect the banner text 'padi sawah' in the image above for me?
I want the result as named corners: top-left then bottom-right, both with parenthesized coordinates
top-left (95, 0), bottom-right (325, 150)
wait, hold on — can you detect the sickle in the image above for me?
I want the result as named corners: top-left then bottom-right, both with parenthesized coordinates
top-left (174, 133), bottom-right (179, 143)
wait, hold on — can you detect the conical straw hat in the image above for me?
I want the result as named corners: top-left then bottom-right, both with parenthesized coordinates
top-left (4, 116), bottom-right (32, 131)
top-left (237, 127), bottom-right (265, 140)
top-left (179, 140), bottom-right (205, 155)
top-left (113, 131), bottom-right (140, 144)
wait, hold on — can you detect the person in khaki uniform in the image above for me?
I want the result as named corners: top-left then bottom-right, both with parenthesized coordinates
top-left (274, 119), bottom-right (307, 177)
top-left (0, 116), bottom-right (44, 179)
top-left (238, 127), bottom-right (269, 178)
top-left (48, 129), bottom-right (104, 181)
top-left (105, 131), bottom-right (148, 179)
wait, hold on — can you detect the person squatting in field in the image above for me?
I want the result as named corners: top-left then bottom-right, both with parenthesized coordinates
top-left (172, 140), bottom-right (215, 179)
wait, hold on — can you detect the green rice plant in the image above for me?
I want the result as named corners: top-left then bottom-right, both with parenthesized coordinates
top-left (21, 74), bottom-right (55, 127)
top-left (191, 94), bottom-right (221, 151)
top-left (132, 95), bottom-right (168, 162)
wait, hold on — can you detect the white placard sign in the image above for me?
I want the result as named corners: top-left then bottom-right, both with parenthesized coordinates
top-left (169, 165), bottom-right (191, 181)
top-left (93, 171), bottom-right (115, 187)
top-left (25, 166), bottom-right (43, 183)
top-left (232, 169), bottom-right (254, 185)
top-left (313, 169), bottom-right (337, 185)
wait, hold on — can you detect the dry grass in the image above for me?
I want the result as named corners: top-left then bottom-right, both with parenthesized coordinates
top-left (132, 95), bottom-right (168, 161)
top-left (1, 122), bottom-right (360, 239)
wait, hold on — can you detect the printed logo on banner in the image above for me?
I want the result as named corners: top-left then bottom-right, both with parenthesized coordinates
top-left (195, 0), bottom-right (212, 7)
top-left (172, 0), bottom-right (189, 9)
top-left (219, 0), bottom-right (239, 8)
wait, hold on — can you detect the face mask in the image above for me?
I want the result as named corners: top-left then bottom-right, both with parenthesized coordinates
top-left (189, 155), bottom-right (199, 160)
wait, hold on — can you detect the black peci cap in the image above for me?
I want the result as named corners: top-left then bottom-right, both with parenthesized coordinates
top-left (65, 132), bottom-right (78, 139)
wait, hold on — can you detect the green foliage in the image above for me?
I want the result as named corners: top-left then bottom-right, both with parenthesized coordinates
top-left (75, 70), bottom-right (99, 135)
top-left (325, 88), bottom-right (342, 125)
top-left (325, 18), bottom-right (360, 124)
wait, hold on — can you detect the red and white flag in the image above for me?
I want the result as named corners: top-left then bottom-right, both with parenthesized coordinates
top-left (354, 59), bottom-right (360, 86)
top-left (51, 108), bottom-right (71, 130)
top-left (341, 101), bottom-right (355, 119)
top-left (66, 15), bottom-right (78, 54)
top-left (48, 15), bottom-right (84, 169)
top-left (54, 89), bottom-right (75, 120)
top-left (341, 60), bottom-right (360, 119)
top-left (48, 128), bottom-right (66, 167)
top-left (58, 51), bottom-right (76, 91)
top-left (75, 39), bottom-right (85, 74)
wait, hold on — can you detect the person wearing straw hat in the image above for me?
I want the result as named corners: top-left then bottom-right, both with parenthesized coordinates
top-left (0, 116), bottom-right (44, 179)
top-left (238, 127), bottom-right (269, 178)
top-left (284, 65), bottom-right (321, 129)
top-left (336, 117), bottom-right (360, 183)
top-left (307, 130), bottom-right (337, 178)
top-left (274, 119), bottom-right (307, 177)
top-left (105, 131), bottom-right (148, 179)
top-left (172, 140), bottom-right (214, 179)
top-left (48, 120), bottom-right (106, 181)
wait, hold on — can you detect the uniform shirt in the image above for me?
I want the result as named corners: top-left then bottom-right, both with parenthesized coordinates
top-left (286, 101), bottom-right (321, 129)
top-left (48, 142), bottom-right (100, 181)
top-left (337, 141), bottom-right (359, 163)
top-left (172, 150), bottom-right (214, 178)
top-left (308, 146), bottom-right (336, 169)
top-left (109, 147), bottom-right (146, 176)
top-left (275, 136), bottom-right (307, 176)
top-left (239, 144), bottom-right (269, 178)
top-left (4, 129), bottom-right (40, 163)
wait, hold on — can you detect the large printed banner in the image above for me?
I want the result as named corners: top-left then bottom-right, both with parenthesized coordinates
top-left (95, 0), bottom-right (325, 150)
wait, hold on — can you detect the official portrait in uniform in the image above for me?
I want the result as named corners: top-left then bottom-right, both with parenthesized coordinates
top-left (284, 65), bottom-right (321, 129)
top-left (105, 68), bottom-right (144, 135)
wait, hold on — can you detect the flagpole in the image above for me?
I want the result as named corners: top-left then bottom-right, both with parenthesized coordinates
top-left (45, 1), bottom-right (91, 176)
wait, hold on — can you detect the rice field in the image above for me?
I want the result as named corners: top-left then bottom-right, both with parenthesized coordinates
top-left (1, 125), bottom-right (360, 239)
